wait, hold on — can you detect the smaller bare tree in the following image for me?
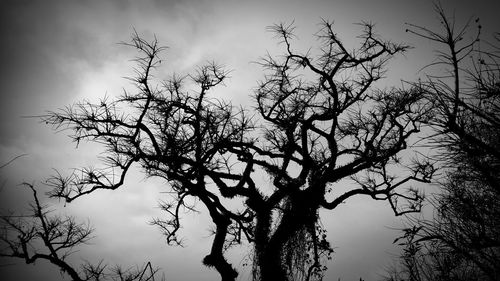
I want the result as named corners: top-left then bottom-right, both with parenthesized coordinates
top-left (1, 156), bottom-right (162, 281)
top-left (385, 3), bottom-right (500, 281)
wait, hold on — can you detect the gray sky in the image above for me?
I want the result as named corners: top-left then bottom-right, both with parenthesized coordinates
top-left (0, 0), bottom-right (497, 280)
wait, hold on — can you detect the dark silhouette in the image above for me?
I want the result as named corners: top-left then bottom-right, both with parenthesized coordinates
top-left (0, 187), bottom-right (161, 280)
top-left (384, 3), bottom-right (500, 281)
top-left (1, 21), bottom-right (433, 281)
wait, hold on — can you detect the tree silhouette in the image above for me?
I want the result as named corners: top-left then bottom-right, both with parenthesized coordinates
top-left (0, 158), bottom-right (162, 280)
top-left (385, 3), bottom-right (500, 281)
top-left (2, 22), bottom-right (433, 281)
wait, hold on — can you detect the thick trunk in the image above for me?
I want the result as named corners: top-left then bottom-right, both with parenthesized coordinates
top-left (254, 191), bottom-right (319, 281)
top-left (254, 208), bottom-right (280, 281)
top-left (259, 214), bottom-right (299, 281)
top-left (260, 238), bottom-right (289, 281)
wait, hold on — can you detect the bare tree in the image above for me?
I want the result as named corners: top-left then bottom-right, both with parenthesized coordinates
top-left (0, 183), bottom-right (162, 281)
top-left (384, 3), bottom-right (500, 281)
top-left (244, 21), bottom-right (432, 281)
top-left (2, 22), bottom-right (433, 281)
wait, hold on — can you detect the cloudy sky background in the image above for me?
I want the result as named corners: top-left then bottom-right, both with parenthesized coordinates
top-left (0, 0), bottom-right (497, 280)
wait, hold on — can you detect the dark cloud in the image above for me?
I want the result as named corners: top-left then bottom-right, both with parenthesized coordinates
top-left (0, 1), bottom-right (116, 149)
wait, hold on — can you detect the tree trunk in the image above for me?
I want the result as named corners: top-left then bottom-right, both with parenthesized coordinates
top-left (254, 191), bottom-right (319, 281)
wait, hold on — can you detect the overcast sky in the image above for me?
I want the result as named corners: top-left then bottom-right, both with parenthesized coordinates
top-left (0, 0), bottom-right (497, 280)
